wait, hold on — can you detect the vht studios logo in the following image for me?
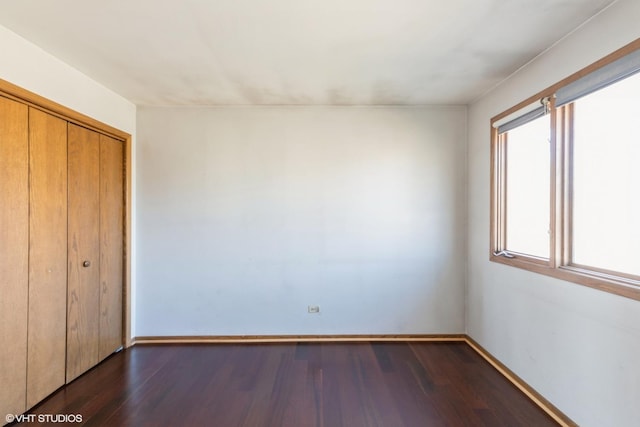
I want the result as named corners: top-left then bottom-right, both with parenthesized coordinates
top-left (5, 413), bottom-right (83, 423)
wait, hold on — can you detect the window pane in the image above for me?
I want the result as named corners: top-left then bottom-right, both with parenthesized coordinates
top-left (572, 72), bottom-right (640, 276)
top-left (505, 114), bottom-right (550, 257)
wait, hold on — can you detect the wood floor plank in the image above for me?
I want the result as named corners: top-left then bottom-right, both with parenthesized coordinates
top-left (18, 342), bottom-right (560, 427)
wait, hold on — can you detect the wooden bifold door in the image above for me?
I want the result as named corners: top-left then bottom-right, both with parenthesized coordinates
top-left (27, 108), bottom-right (68, 408)
top-left (66, 123), bottom-right (124, 382)
top-left (0, 94), bottom-right (125, 419)
top-left (0, 96), bottom-right (30, 421)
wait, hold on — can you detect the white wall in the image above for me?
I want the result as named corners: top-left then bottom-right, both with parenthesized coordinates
top-left (0, 24), bottom-right (138, 335)
top-left (467, 1), bottom-right (640, 426)
top-left (136, 106), bottom-right (466, 336)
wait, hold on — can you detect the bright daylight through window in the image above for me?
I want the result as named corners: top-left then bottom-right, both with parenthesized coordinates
top-left (504, 114), bottom-right (550, 259)
top-left (571, 73), bottom-right (640, 277)
top-left (490, 40), bottom-right (640, 300)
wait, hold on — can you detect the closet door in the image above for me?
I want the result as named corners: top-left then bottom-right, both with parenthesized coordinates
top-left (66, 123), bottom-right (100, 382)
top-left (99, 134), bottom-right (124, 360)
top-left (0, 96), bottom-right (29, 418)
top-left (27, 108), bottom-right (68, 407)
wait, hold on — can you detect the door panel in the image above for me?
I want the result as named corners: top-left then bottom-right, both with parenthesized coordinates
top-left (27, 108), bottom-right (68, 407)
top-left (67, 123), bottom-right (100, 382)
top-left (99, 134), bottom-right (124, 360)
top-left (0, 96), bottom-right (29, 417)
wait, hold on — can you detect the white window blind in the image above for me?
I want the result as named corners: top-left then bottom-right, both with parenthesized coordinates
top-left (556, 48), bottom-right (640, 107)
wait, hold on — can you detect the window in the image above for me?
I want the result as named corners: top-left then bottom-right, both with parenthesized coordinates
top-left (570, 74), bottom-right (640, 278)
top-left (490, 39), bottom-right (640, 300)
top-left (503, 113), bottom-right (551, 259)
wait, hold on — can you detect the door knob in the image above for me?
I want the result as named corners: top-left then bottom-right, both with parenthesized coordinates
top-left (82, 260), bottom-right (91, 268)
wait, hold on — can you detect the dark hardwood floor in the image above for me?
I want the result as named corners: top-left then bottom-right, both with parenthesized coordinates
top-left (17, 342), bottom-right (558, 426)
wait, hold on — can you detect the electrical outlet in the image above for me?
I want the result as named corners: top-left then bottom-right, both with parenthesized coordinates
top-left (307, 305), bottom-right (320, 314)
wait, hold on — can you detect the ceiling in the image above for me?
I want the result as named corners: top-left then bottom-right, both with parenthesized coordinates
top-left (0, 0), bottom-right (615, 106)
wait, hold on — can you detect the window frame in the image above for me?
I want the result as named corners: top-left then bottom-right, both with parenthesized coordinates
top-left (490, 38), bottom-right (640, 301)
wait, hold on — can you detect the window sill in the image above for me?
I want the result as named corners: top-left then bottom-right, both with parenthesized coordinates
top-left (490, 253), bottom-right (640, 301)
